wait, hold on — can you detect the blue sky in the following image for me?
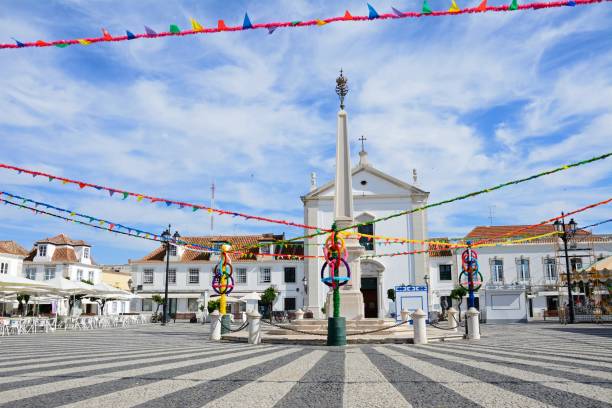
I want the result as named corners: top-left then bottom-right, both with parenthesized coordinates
top-left (1, 0), bottom-right (611, 264)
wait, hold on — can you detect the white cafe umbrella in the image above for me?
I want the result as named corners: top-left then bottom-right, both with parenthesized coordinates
top-left (0, 274), bottom-right (55, 292)
top-left (46, 277), bottom-right (95, 316)
top-left (239, 292), bottom-right (261, 302)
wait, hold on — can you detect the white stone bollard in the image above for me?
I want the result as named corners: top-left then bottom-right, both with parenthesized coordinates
top-left (209, 310), bottom-right (221, 341)
top-left (241, 312), bottom-right (247, 324)
top-left (294, 308), bottom-right (304, 320)
top-left (247, 311), bottom-right (262, 345)
top-left (446, 307), bottom-right (458, 332)
top-left (412, 308), bottom-right (427, 345)
top-left (466, 307), bottom-right (480, 340)
top-left (400, 309), bottom-right (410, 323)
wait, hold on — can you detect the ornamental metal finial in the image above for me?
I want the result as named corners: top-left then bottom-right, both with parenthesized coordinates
top-left (335, 69), bottom-right (348, 110)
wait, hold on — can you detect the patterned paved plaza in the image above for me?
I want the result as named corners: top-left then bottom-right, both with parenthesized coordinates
top-left (0, 323), bottom-right (610, 407)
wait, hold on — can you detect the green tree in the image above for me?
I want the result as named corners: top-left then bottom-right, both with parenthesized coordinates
top-left (387, 288), bottom-right (396, 302)
top-left (152, 294), bottom-right (165, 315)
top-left (207, 299), bottom-right (220, 313)
top-left (16, 294), bottom-right (30, 316)
top-left (450, 286), bottom-right (468, 321)
top-left (260, 286), bottom-right (278, 322)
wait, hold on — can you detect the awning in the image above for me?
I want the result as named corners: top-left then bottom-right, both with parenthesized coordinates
top-left (537, 291), bottom-right (559, 296)
top-left (137, 293), bottom-right (202, 299)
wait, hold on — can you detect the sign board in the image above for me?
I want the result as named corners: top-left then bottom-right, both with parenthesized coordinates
top-left (394, 285), bottom-right (429, 324)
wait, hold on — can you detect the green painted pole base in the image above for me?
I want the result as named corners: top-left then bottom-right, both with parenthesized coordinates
top-left (327, 317), bottom-right (347, 346)
top-left (220, 314), bottom-right (232, 335)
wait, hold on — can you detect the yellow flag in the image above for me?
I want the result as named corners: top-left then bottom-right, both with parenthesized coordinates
top-left (137, 195), bottom-right (144, 202)
top-left (78, 39), bottom-right (92, 45)
top-left (449, 0), bottom-right (461, 12)
top-left (70, 212), bottom-right (76, 217)
top-left (190, 18), bottom-right (204, 31)
top-left (316, 19), bottom-right (327, 26)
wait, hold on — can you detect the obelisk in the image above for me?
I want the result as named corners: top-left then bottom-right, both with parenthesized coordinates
top-left (324, 70), bottom-right (365, 320)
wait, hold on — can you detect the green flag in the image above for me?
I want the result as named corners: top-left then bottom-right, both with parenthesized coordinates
top-left (422, 0), bottom-right (433, 14)
top-left (508, 0), bottom-right (518, 10)
top-left (169, 24), bottom-right (180, 34)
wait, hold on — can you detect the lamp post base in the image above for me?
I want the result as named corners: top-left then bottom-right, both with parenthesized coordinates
top-left (220, 314), bottom-right (232, 335)
top-left (327, 317), bottom-right (347, 346)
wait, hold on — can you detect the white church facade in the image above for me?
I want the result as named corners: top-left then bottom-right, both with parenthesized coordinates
top-left (302, 147), bottom-right (430, 319)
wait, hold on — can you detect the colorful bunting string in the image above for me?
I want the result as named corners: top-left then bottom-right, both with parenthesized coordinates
top-left (337, 152), bottom-right (612, 233)
top-left (2, 0), bottom-right (608, 49)
top-left (0, 163), bottom-right (329, 232)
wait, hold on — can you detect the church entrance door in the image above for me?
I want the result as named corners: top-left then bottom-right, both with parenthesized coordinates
top-left (361, 277), bottom-right (378, 318)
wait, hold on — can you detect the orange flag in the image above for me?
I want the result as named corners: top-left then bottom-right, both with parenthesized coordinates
top-left (344, 10), bottom-right (353, 19)
top-left (477, 0), bottom-right (487, 10)
top-left (102, 28), bottom-right (112, 40)
top-left (218, 19), bottom-right (228, 30)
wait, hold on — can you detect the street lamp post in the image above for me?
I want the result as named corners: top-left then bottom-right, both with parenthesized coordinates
top-left (160, 225), bottom-right (180, 326)
top-left (553, 214), bottom-right (577, 324)
top-left (423, 274), bottom-right (430, 319)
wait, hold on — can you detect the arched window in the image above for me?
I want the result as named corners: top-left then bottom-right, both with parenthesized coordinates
top-left (356, 213), bottom-right (375, 251)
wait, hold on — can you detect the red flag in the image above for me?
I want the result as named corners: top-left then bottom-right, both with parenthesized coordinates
top-left (344, 10), bottom-right (353, 19)
top-left (102, 28), bottom-right (112, 40)
top-left (218, 20), bottom-right (228, 30)
top-left (477, 0), bottom-right (487, 11)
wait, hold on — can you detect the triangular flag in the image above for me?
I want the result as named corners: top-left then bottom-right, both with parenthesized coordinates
top-left (169, 24), bottom-right (181, 34)
top-left (126, 30), bottom-right (136, 40)
top-left (476, 0), bottom-right (487, 11)
top-left (70, 212), bottom-right (76, 217)
top-left (48, 176), bottom-right (54, 182)
top-left (218, 20), bottom-right (228, 30)
top-left (78, 183), bottom-right (86, 189)
top-left (108, 190), bottom-right (115, 197)
top-left (144, 26), bottom-right (157, 36)
top-left (449, 0), bottom-right (461, 12)
top-left (77, 39), bottom-right (91, 45)
top-left (566, 0), bottom-right (576, 5)
top-left (165, 201), bottom-right (172, 207)
top-left (391, 7), bottom-right (404, 16)
top-left (267, 26), bottom-right (277, 34)
top-left (190, 18), bottom-right (204, 31)
top-left (508, 0), bottom-right (518, 10)
top-left (55, 43), bottom-right (70, 48)
top-left (11, 38), bottom-right (25, 47)
top-left (109, 224), bottom-right (115, 230)
top-left (367, 3), bottom-right (380, 19)
top-left (102, 28), bottom-right (112, 40)
top-left (344, 10), bottom-right (353, 19)
top-left (422, 0), bottom-right (433, 14)
top-left (136, 195), bottom-right (144, 202)
top-left (192, 206), bottom-right (199, 212)
top-left (35, 40), bottom-right (50, 46)
top-left (290, 21), bottom-right (301, 26)
top-left (243, 13), bottom-right (253, 29)
top-left (122, 192), bottom-right (129, 200)
top-left (316, 19), bottom-right (327, 26)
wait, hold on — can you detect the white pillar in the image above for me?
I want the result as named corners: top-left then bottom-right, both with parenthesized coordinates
top-left (209, 310), bottom-right (221, 341)
top-left (400, 309), bottom-right (410, 323)
top-left (466, 307), bottom-right (480, 340)
top-left (294, 309), bottom-right (304, 320)
top-left (247, 311), bottom-right (262, 345)
top-left (446, 307), bottom-right (458, 332)
top-left (412, 308), bottom-right (427, 344)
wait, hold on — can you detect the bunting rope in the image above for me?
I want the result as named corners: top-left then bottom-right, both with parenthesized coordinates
top-left (0, 163), bottom-right (328, 232)
top-left (337, 152), bottom-right (612, 233)
top-left (1, 0), bottom-right (608, 49)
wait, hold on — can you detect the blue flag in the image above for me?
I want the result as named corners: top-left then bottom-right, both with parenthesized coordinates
top-left (367, 3), bottom-right (380, 19)
top-left (243, 12), bottom-right (253, 29)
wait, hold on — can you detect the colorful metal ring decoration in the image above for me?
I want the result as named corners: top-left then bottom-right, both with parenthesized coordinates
top-left (320, 233), bottom-right (351, 288)
top-left (211, 244), bottom-right (234, 295)
top-left (460, 247), bottom-right (482, 291)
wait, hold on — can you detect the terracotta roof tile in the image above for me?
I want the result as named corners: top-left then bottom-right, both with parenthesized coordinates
top-left (51, 247), bottom-right (79, 262)
top-left (465, 225), bottom-right (590, 241)
top-left (135, 234), bottom-right (303, 263)
top-left (0, 241), bottom-right (29, 256)
top-left (36, 233), bottom-right (89, 246)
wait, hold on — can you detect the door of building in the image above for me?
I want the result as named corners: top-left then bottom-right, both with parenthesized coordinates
top-left (361, 277), bottom-right (378, 318)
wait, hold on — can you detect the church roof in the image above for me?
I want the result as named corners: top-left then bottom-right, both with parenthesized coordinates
top-left (303, 157), bottom-right (429, 201)
top-left (35, 233), bottom-right (90, 246)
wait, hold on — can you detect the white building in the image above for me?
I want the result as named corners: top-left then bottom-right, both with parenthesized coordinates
top-left (0, 240), bottom-right (29, 277)
top-left (302, 146), bottom-right (429, 319)
top-left (21, 234), bottom-right (129, 315)
top-left (428, 225), bottom-right (612, 321)
top-left (129, 234), bottom-right (305, 318)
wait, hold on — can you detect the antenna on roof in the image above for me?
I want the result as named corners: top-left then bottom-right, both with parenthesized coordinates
top-left (489, 205), bottom-right (495, 226)
top-left (210, 180), bottom-right (215, 232)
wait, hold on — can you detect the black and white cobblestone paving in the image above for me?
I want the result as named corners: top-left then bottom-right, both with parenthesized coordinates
top-left (0, 323), bottom-right (610, 407)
